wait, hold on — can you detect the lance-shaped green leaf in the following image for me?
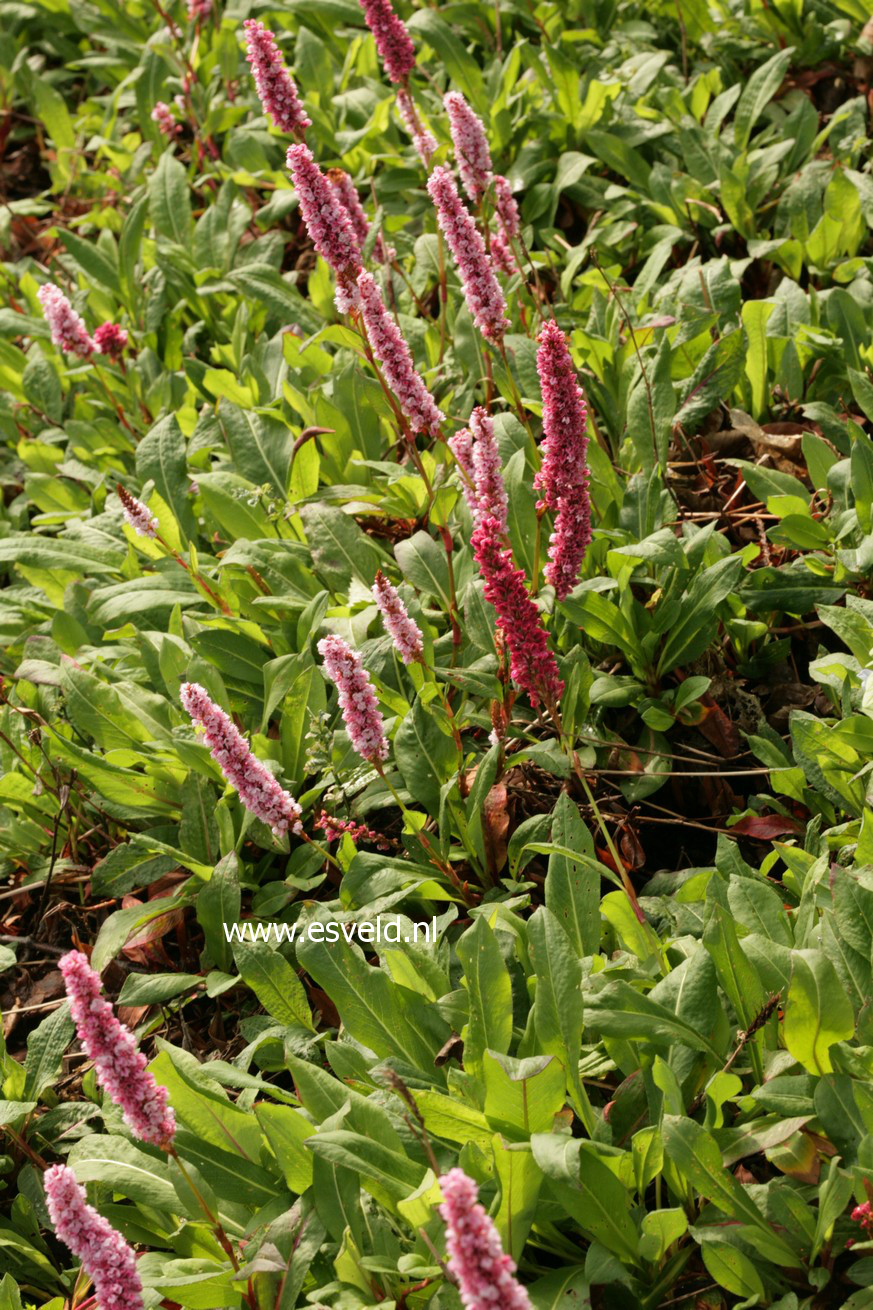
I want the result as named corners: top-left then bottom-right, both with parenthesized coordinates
top-left (297, 921), bottom-right (450, 1081)
top-left (662, 1116), bottom-right (802, 1267)
top-left (531, 1134), bottom-right (639, 1263)
top-left (702, 875), bottom-right (765, 1080)
top-left (783, 948), bottom-right (855, 1076)
top-left (583, 979), bottom-right (722, 1058)
top-left (232, 938), bottom-right (315, 1032)
top-left (456, 916), bottom-right (513, 1080)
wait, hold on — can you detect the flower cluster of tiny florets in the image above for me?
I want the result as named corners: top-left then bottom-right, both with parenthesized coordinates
top-left (60, 951), bottom-right (176, 1148)
top-left (439, 1169), bottom-right (532, 1310)
top-left (318, 634), bottom-right (389, 763)
top-left (181, 682), bottom-right (302, 836)
top-left (45, 1164), bottom-right (145, 1310)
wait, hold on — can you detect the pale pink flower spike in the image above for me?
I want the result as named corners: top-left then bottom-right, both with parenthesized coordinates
top-left (59, 951), bottom-right (176, 1148)
top-left (444, 92), bottom-right (492, 204)
top-left (181, 682), bottom-right (302, 836)
top-left (396, 87), bottom-right (436, 166)
top-left (45, 1164), bottom-right (145, 1310)
top-left (244, 20), bottom-right (310, 135)
top-left (37, 284), bottom-right (95, 357)
top-left (357, 271), bottom-right (445, 435)
top-left (117, 485), bottom-right (158, 540)
top-left (318, 634), bottom-right (389, 763)
top-left (427, 167), bottom-right (508, 342)
top-left (439, 1168), bottom-right (532, 1310)
top-left (358, 0), bottom-right (415, 85)
top-left (372, 569), bottom-right (424, 664)
top-left (286, 143), bottom-right (362, 312)
top-left (470, 406), bottom-right (507, 533)
top-left (150, 101), bottom-right (180, 138)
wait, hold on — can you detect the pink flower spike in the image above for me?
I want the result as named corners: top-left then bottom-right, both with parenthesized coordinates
top-left (472, 514), bottom-right (563, 708)
top-left (494, 175), bottom-right (520, 238)
top-left (448, 428), bottom-right (478, 513)
top-left (150, 101), bottom-right (180, 138)
top-left (329, 170), bottom-right (394, 263)
top-left (117, 485), bottom-right (158, 540)
top-left (37, 284), bottom-right (95, 357)
top-left (396, 88), bottom-right (436, 166)
top-left (490, 225), bottom-right (518, 276)
top-left (187, 0), bottom-right (211, 20)
top-left (181, 682), bottom-right (302, 837)
top-left (372, 569), bottom-right (424, 664)
top-left (357, 270), bottom-right (445, 436)
top-left (243, 20), bottom-right (310, 135)
top-left (286, 144), bottom-right (362, 312)
top-left (318, 634), bottom-right (389, 763)
top-left (439, 1168), bottom-right (532, 1310)
top-left (59, 952), bottom-right (175, 1149)
top-left (94, 323), bottom-right (129, 357)
top-left (444, 92), bottom-right (492, 204)
top-left (491, 176), bottom-right (521, 274)
top-left (470, 406), bottom-right (507, 534)
top-left (359, 0), bottom-right (415, 85)
top-left (535, 320), bottom-right (592, 599)
top-left (45, 1165), bottom-right (145, 1310)
top-left (427, 167), bottom-right (508, 342)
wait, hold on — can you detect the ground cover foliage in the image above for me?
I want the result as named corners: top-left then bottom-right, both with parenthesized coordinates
top-left (2, 0), bottom-right (873, 1305)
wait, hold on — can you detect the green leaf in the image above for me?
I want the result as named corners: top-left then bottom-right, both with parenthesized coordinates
top-left (232, 938), bottom-right (314, 1032)
top-left (675, 329), bottom-right (746, 433)
top-left (733, 47), bottom-right (794, 149)
top-left (783, 948), bottom-right (855, 1075)
top-left (543, 793), bottom-right (599, 956)
top-left (700, 1240), bottom-right (766, 1301)
top-left (301, 503), bottom-right (383, 593)
top-left (217, 405), bottom-right (294, 496)
top-left (531, 1134), bottom-right (639, 1262)
top-left (584, 979), bottom-right (722, 1057)
top-left (255, 1103), bottom-right (315, 1193)
top-left (136, 414), bottom-right (197, 541)
top-left (149, 151), bottom-right (193, 246)
top-left (662, 1116), bottom-right (801, 1266)
top-left (297, 918), bottom-right (451, 1079)
top-left (23, 1003), bottom-right (73, 1099)
top-left (456, 916), bottom-right (513, 1080)
top-left (483, 1051), bottom-right (566, 1137)
top-left (394, 697), bottom-right (456, 817)
top-left (394, 530), bottom-right (451, 607)
top-left (68, 1134), bottom-right (179, 1210)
